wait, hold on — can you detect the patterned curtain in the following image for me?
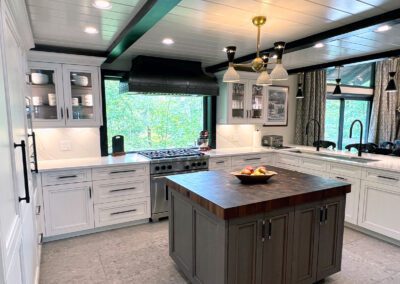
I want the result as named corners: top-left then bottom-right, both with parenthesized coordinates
top-left (368, 58), bottom-right (400, 144)
top-left (295, 70), bottom-right (327, 145)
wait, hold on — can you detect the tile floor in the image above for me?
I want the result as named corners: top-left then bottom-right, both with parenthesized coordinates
top-left (39, 221), bottom-right (400, 284)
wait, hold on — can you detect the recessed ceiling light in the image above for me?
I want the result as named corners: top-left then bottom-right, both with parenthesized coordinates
top-left (376, 25), bottom-right (391, 32)
top-left (84, 27), bottom-right (99, 34)
top-left (162, 38), bottom-right (174, 45)
top-left (92, 0), bottom-right (112, 9)
top-left (314, 42), bottom-right (324, 48)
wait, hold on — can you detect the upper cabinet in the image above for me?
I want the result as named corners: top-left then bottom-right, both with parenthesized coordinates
top-left (28, 51), bottom-right (105, 128)
top-left (218, 79), bottom-right (266, 124)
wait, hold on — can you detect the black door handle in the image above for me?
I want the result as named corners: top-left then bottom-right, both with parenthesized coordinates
top-left (166, 185), bottom-right (169, 201)
top-left (268, 219), bottom-right (272, 240)
top-left (28, 132), bottom-right (38, 173)
top-left (319, 207), bottom-right (324, 224)
top-left (14, 140), bottom-right (30, 203)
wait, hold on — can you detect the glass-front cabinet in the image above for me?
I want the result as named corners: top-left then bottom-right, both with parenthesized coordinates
top-left (230, 81), bottom-right (246, 122)
top-left (63, 65), bottom-right (101, 127)
top-left (28, 61), bottom-right (102, 128)
top-left (28, 62), bottom-right (65, 127)
top-left (248, 80), bottom-right (265, 124)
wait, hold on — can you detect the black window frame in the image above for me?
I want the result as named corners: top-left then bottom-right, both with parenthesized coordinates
top-left (100, 69), bottom-right (216, 156)
top-left (326, 93), bottom-right (373, 150)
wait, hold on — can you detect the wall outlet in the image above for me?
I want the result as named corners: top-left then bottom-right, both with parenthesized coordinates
top-left (60, 140), bottom-right (72, 151)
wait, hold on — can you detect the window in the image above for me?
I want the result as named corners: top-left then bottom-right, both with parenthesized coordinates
top-left (326, 62), bottom-right (375, 87)
top-left (103, 79), bottom-right (205, 153)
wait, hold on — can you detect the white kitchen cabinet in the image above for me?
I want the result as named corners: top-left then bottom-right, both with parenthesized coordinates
top-left (209, 156), bottom-right (232, 171)
top-left (358, 180), bottom-right (400, 241)
top-left (231, 153), bottom-right (274, 171)
top-left (217, 77), bottom-right (266, 124)
top-left (28, 51), bottom-right (105, 128)
top-left (43, 182), bottom-right (94, 236)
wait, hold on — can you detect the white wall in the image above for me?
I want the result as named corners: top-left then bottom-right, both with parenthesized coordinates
top-left (35, 128), bottom-right (101, 160)
top-left (216, 74), bottom-right (298, 148)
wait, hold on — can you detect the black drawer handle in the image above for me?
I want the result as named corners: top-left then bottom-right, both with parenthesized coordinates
top-left (36, 205), bottom-right (41, 215)
top-left (244, 157), bottom-right (261, 161)
top-left (215, 161), bottom-right (225, 164)
top-left (110, 187), bottom-right (136, 193)
top-left (335, 176), bottom-right (348, 181)
top-left (261, 220), bottom-right (266, 242)
top-left (324, 205), bottom-right (328, 224)
top-left (14, 140), bottom-right (30, 203)
top-left (109, 169), bottom-right (137, 174)
top-left (319, 207), bottom-right (324, 224)
top-left (58, 175), bottom-right (78, 179)
top-left (166, 185), bottom-right (169, 201)
top-left (377, 175), bottom-right (399, 181)
top-left (110, 209), bottom-right (137, 215)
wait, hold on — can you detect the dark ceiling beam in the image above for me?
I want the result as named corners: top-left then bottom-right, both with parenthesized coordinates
top-left (32, 44), bottom-right (108, 57)
top-left (105, 0), bottom-right (181, 64)
top-left (287, 48), bottom-right (400, 74)
top-left (205, 8), bottom-right (400, 73)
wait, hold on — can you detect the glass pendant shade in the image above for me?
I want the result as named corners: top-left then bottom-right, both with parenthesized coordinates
top-left (256, 70), bottom-right (272, 86)
top-left (385, 71), bottom-right (397, 92)
top-left (223, 65), bottom-right (240, 82)
top-left (333, 78), bottom-right (342, 95)
top-left (296, 84), bottom-right (304, 99)
top-left (270, 63), bottom-right (288, 80)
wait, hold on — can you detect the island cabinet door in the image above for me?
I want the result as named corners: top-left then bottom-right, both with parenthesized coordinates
top-left (258, 210), bottom-right (294, 284)
top-left (227, 214), bottom-right (264, 284)
top-left (316, 197), bottom-right (345, 281)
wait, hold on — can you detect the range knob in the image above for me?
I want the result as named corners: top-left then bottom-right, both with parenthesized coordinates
top-left (185, 165), bottom-right (190, 170)
top-left (155, 166), bottom-right (160, 171)
top-left (167, 165), bottom-right (172, 170)
top-left (191, 162), bottom-right (196, 167)
top-left (161, 165), bottom-right (166, 170)
top-left (202, 161), bottom-right (207, 166)
top-left (197, 162), bottom-right (201, 166)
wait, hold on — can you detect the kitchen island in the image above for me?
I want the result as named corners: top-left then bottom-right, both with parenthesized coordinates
top-left (165, 167), bottom-right (351, 284)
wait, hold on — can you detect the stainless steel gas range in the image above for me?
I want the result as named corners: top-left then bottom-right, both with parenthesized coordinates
top-left (138, 148), bottom-right (209, 221)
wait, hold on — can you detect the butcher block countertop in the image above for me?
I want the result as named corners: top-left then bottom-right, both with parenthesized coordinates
top-left (165, 166), bottom-right (351, 220)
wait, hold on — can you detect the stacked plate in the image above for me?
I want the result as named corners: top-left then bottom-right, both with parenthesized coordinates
top-left (72, 75), bottom-right (89, 86)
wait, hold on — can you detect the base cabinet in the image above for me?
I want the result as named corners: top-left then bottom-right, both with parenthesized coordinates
top-left (169, 188), bottom-right (346, 284)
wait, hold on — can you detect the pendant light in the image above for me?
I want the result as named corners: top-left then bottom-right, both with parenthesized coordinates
top-left (256, 53), bottom-right (272, 86)
top-left (385, 58), bottom-right (397, 93)
top-left (222, 16), bottom-right (287, 83)
top-left (270, 42), bottom-right (288, 80)
top-left (296, 73), bottom-right (304, 99)
top-left (333, 66), bottom-right (342, 95)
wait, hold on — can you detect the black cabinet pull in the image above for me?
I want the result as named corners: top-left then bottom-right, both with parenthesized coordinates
top-left (38, 233), bottom-right (43, 245)
top-left (215, 161), bottom-right (225, 164)
top-left (58, 175), bottom-right (78, 179)
top-left (110, 187), bottom-right (136, 193)
top-left (60, 107), bottom-right (64, 119)
top-left (89, 186), bottom-right (92, 198)
top-left (377, 175), bottom-right (399, 181)
top-left (36, 205), bottom-right (41, 215)
top-left (335, 176), bottom-right (347, 181)
top-left (324, 205), bottom-right (328, 224)
top-left (244, 157), bottom-right (261, 161)
top-left (28, 132), bottom-right (38, 173)
top-left (109, 169), bottom-right (136, 174)
top-left (111, 209), bottom-right (137, 215)
top-left (14, 140), bottom-right (30, 203)
top-left (319, 207), bottom-right (324, 224)
top-left (268, 219), bottom-right (272, 240)
top-left (66, 108), bottom-right (69, 119)
top-left (166, 185), bottom-right (169, 201)
top-left (261, 220), bottom-right (266, 242)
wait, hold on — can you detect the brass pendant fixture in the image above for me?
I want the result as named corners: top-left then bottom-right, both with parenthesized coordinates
top-left (222, 16), bottom-right (288, 84)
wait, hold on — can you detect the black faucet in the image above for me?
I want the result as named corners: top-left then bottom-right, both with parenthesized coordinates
top-left (305, 119), bottom-right (321, 151)
top-left (349, 119), bottom-right (364, 157)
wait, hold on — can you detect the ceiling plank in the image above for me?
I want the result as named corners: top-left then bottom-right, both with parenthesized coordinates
top-left (104, 0), bottom-right (181, 63)
top-left (205, 7), bottom-right (400, 73)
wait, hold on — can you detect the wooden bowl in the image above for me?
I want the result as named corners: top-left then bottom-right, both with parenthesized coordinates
top-left (231, 171), bottom-right (278, 184)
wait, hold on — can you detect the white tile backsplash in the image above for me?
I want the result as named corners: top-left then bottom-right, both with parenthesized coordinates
top-left (35, 128), bottom-right (101, 160)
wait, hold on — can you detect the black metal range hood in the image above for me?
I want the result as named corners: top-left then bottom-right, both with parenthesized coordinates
top-left (124, 56), bottom-right (218, 96)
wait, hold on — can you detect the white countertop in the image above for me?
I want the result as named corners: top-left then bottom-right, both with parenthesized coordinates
top-left (37, 145), bottom-right (400, 173)
top-left (38, 153), bottom-right (150, 172)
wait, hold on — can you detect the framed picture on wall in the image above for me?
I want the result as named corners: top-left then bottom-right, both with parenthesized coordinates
top-left (264, 86), bottom-right (289, 126)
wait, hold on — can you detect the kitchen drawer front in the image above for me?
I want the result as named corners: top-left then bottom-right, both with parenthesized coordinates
top-left (231, 154), bottom-right (274, 168)
top-left (328, 162), bottom-right (362, 179)
top-left (42, 169), bottom-right (92, 186)
top-left (300, 157), bottom-right (328, 172)
top-left (93, 177), bottom-right (150, 204)
top-left (94, 198), bottom-right (150, 227)
top-left (209, 157), bottom-right (232, 170)
top-left (362, 168), bottom-right (400, 187)
top-left (275, 154), bottom-right (300, 167)
top-left (92, 164), bottom-right (149, 181)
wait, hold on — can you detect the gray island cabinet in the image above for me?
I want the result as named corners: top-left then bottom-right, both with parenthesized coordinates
top-left (165, 166), bottom-right (351, 284)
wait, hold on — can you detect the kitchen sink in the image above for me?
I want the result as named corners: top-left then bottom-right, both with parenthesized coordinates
top-left (288, 150), bottom-right (379, 163)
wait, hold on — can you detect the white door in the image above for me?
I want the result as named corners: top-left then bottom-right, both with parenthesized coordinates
top-left (43, 182), bottom-right (95, 236)
top-left (0, 7), bottom-right (37, 284)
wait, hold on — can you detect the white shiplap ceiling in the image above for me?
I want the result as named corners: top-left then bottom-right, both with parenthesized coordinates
top-left (26, 0), bottom-right (400, 71)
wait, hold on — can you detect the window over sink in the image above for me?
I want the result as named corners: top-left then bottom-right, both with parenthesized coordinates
top-left (102, 79), bottom-right (205, 153)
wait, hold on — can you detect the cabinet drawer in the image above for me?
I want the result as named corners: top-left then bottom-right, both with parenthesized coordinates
top-left (328, 162), bottom-right (362, 179)
top-left (209, 157), bottom-right (232, 170)
top-left (301, 157), bottom-right (327, 171)
top-left (231, 154), bottom-right (274, 167)
top-left (42, 169), bottom-right (91, 186)
top-left (94, 198), bottom-right (150, 227)
top-left (362, 168), bottom-right (400, 187)
top-left (93, 177), bottom-right (149, 204)
top-left (275, 154), bottom-right (300, 167)
top-left (92, 164), bottom-right (149, 181)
